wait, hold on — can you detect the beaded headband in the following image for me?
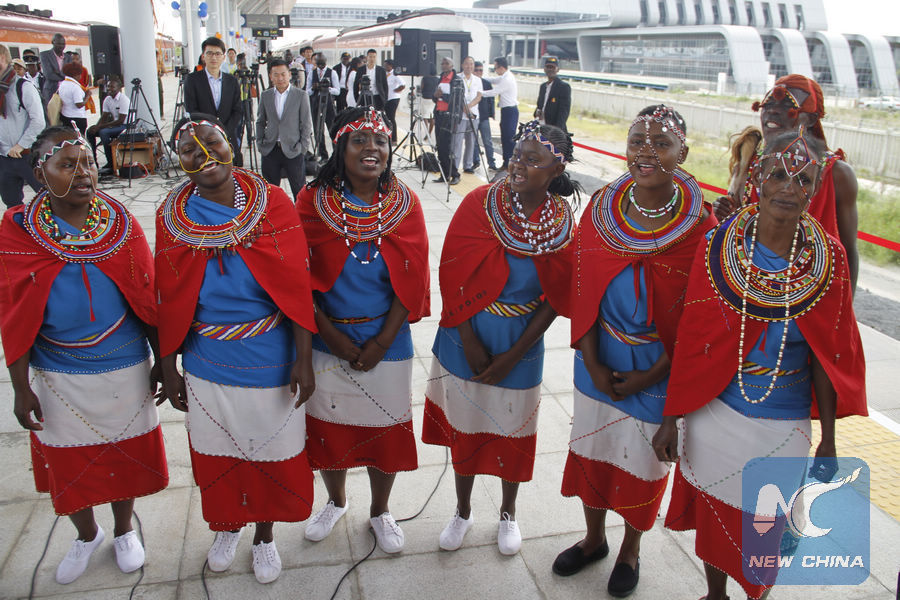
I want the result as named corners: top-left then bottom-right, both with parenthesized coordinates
top-left (332, 108), bottom-right (392, 144)
top-left (36, 121), bottom-right (90, 168)
top-left (630, 106), bottom-right (686, 144)
top-left (758, 130), bottom-right (822, 197)
top-left (175, 119), bottom-right (229, 144)
top-left (752, 82), bottom-right (814, 118)
top-left (519, 120), bottom-right (567, 164)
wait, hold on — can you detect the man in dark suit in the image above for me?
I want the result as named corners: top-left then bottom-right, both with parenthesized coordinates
top-left (256, 59), bottom-right (312, 200)
top-left (534, 56), bottom-right (571, 133)
top-left (352, 49), bottom-right (388, 110)
top-left (332, 52), bottom-right (352, 112)
top-left (38, 33), bottom-right (65, 103)
top-left (184, 36), bottom-right (243, 166)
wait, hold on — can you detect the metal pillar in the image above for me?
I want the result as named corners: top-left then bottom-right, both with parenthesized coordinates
top-left (181, 6), bottom-right (192, 68)
top-left (117, 0), bottom-right (159, 124)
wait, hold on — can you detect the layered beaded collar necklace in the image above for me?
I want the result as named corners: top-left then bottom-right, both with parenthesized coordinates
top-left (24, 189), bottom-right (129, 263)
top-left (592, 168), bottom-right (704, 257)
top-left (628, 185), bottom-right (679, 218)
top-left (314, 175), bottom-right (413, 265)
top-left (161, 168), bottom-right (266, 251)
top-left (485, 179), bottom-right (574, 256)
top-left (706, 204), bottom-right (832, 403)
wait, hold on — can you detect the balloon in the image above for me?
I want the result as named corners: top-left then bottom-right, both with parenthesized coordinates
top-left (170, 1), bottom-right (179, 9)
top-left (215, 32), bottom-right (222, 39)
top-left (198, 1), bottom-right (207, 9)
top-left (198, 7), bottom-right (207, 17)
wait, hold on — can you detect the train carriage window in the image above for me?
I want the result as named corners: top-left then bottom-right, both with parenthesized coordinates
top-left (10, 47), bottom-right (20, 59)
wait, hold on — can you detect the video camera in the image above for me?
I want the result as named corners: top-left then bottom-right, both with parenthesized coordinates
top-left (177, 67), bottom-right (191, 77)
top-left (448, 76), bottom-right (465, 120)
top-left (359, 75), bottom-right (372, 93)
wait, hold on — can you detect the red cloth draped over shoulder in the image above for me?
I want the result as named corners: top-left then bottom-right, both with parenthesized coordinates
top-left (571, 177), bottom-right (717, 358)
top-left (155, 170), bottom-right (316, 357)
top-left (749, 152), bottom-right (842, 239)
top-left (438, 183), bottom-right (575, 327)
top-left (663, 221), bottom-right (866, 420)
top-left (0, 202), bottom-right (156, 366)
top-left (296, 179), bottom-right (430, 322)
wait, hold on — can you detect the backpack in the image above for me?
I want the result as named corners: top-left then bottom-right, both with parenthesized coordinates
top-left (15, 78), bottom-right (26, 111)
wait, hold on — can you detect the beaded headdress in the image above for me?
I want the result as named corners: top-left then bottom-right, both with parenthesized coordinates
top-left (518, 120), bottom-right (567, 164)
top-left (332, 107), bottom-right (392, 144)
top-left (175, 119), bottom-right (233, 173)
top-left (36, 121), bottom-right (90, 168)
top-left (758, 129), bottom-right (822, 199)
top-left (630, 105), bottom-right (686, 144)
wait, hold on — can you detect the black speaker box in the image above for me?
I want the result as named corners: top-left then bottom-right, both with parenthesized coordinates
top-left (392, 29), bottom-right (434, 77)
top-left (89, 25), bottom-right (122, 81)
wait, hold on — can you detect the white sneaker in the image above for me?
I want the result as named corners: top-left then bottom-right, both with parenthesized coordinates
top-left (369, 512), bottom-right (405, 553)
top-left (55, 525), bottom-right (105, 584)
top-left (113, 530), bottom-right (145, 573)
top-left (251, 540), bottom-right (282, 584)
top-left (439, 510), bottom-right (474, 551)
top-left (207, 529), bottom-right (242, 572)
top-left (497, 512), bottom-right (521, 555)
top-left (305, 500), bottom-right (348, 542)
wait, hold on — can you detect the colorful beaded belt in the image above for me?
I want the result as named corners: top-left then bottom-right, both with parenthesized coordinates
top-left (328, 311), bottom-right (388, 324)
top-left (740, 361), bottom-right (803, 377)
top-left (191, 311), bottom-right (284, 340)
top-left (39, 312), bottom-right (128, 348)
top-left (599, 318), bottom-right (660, 346)
top-left (483, 298), bottom-right (542, 318)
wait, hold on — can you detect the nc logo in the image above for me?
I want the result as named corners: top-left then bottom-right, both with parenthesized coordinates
top-left (752, 467), bottom-right (862, 538)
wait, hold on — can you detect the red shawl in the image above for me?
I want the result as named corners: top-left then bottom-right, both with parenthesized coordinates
top-left (0, 203), bottom-right (156, 366)
top-left (571, 177), bottom-right (716, 358)
top-left (296, 180), bottom-right (430, 322)
top-left (749, 152), bottom-right (841, 239)
top-left (155, 171), bottom-right (316, 357)
top-left (439, 183), bottom-right (574, 327)
top-left (664, 221), bottom-right (866, 420)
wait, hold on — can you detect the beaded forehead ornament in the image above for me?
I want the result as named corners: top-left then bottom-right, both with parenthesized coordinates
top-left (332, 107), bottom-right (392, 144)
top-left (629, 106), bottom-right (686, 174)
top-left (752, 80), bottom-right (814, 119)
top-left (758, 130), bottom-right (822, 201)
top-left (36, 121), bottom-right (90, 168)
top-left (175, 119), bottom-right (233, 173)
top-left (518, 120), bottom-right (567, 164)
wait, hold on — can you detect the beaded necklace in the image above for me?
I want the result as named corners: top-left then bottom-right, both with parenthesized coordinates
top-left (592, 169), bottom-right (704, 257)
top-left (24, 189), bottom-right (129, 263)
top-left (313, 175), bottom-right (414, 265)
top-left (628, 185), bottom-right (679, 218)
top-left (485, 179), bottom-right (574, 256)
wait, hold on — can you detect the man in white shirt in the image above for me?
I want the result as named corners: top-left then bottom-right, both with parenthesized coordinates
top-left (222, 48), bottom-right (238, 75)
top-left (307, 53), bottom-right (340, 160)
top-left (256, 59), bottom-right (312, 200)
top-left (452, 56), bottom-right (482, 174)
top-left (383, 59), bottom-right (406, 142)
top-left (352, 49), bottom-right (388, 110)
top-left (86, 76), bottom-right (129, 175)
top-left (480, 56), bottom-right (518, 170)
top-left (333, 52), bottom-right (352, 112)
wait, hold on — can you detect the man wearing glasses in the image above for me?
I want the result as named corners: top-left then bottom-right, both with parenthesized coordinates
top-left (184, 36), bottom-right (244, 166)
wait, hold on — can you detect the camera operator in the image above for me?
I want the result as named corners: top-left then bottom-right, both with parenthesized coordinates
top-left (383, 59), bottom-right (406, 143)
top-left (431, 56), bottom-right (460, 185)
top-left (333, 52), bottom-right (352, 112)
top-left (307, 53), bottom-right (339, 160)
top-left (453, 56), bottom-right (482, 174)
top-left (352, 49), bottom-right (387, 110)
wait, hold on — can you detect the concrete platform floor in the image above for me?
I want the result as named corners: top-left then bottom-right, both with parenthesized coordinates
top-left (0, 74), bottom-right (898, 600)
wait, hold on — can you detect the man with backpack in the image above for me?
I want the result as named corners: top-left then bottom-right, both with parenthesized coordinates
top-left (0, 44), bottom-right (45, 208)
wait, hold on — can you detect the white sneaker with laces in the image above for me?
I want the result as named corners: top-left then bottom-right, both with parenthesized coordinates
top-left (439, 510), bottom-right (474, 551)
top-left (497, 512), bottom-right (521, 555)
top-left (206, 529), bottom-right (242, 572)
top-left (251, 540), bottom-right (282, 584)
top-left (370, 512), bottom-right (405, 553)
top-left (113, 530), bottom-right (145, 573)
top-left (305, 500), bottom-right (348, 542)
top-left (55, 525), bottom-right (105, 584)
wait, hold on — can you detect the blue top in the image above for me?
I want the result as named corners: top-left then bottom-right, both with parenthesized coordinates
top-left (181, 195), bottom-right (295, 388)
top-left (719, 241), bottom-right (811, 419)
top-left (313, 190), bottom-right (412, 360)
top-left (433, 253), bottom-right (544, 389)
top-left (574, 262), bottom-right (668, 423)
top-left (30, 216), bottom-right (149, 374)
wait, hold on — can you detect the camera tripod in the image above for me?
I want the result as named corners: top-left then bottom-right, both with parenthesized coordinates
top-left (121, 77), bottom-right (179, 187)
top-left (394, 78), bottom-right (448, 195)
top-left (171, 68), bottom-right (189, 128)
top-left (237, 66), bottom-right (265, 172)
top-left (311, 80), bottom-right (335, 161)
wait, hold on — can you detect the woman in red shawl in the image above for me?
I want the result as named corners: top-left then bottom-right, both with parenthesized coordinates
top-left (654, 129), bottom-right (867, 600)
top-left (714, 74), bottom-right (858, 290)
top-left (155, 115), bottom-right (316, 584)
top-left (423, 121), bottom-right (578, 556)
top-left (296, 107), bottom-right (429, 554)
top-left (1, 125), bottom-right (167, 585)
top-left (555, 105), bottom-right (716, 597)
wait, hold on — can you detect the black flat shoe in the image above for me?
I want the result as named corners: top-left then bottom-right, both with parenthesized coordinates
top-left (432, 177), bottom-right (446, 183)
top-left (551, 540), bottom-right (609, 576)
top-left (449, 176), bottom-right (461, 185)
top-left (607, 558), bottom-right (640, 597)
